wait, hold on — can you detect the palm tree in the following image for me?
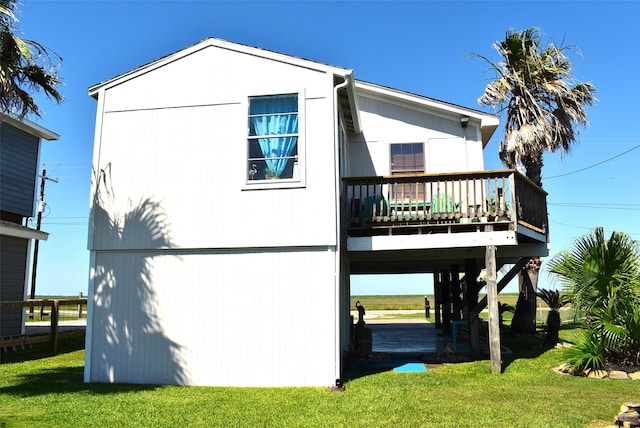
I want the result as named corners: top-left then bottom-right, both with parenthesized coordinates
top-left (476, 27), bottom-right (596, 186)
top-left (475, 28), bottom-right (596, 334)
top-left (0, 0), bottom-right (62, 117)
top-left (536, 288), bottom-right (570, 346)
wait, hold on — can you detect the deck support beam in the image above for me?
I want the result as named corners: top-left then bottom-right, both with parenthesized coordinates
top-left (469, 257), bottom-right (529, 320)
top-left (450, 264), bottom-right (461, 322)
top-left (440, 269), bottom-right (451, 335)
top-left (485, 243), bottom-right (501, 374)
top-left (433, 272), bottom-right (442, 329)
top-left (465, 259), bottom-right (481, 358)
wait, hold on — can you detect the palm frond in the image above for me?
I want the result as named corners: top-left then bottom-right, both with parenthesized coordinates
top-left (0, 2), bottom-right (62, 117)
top-left (474, 27), bottom-right (597, 185)
top-left (565, 329), bottom-right (605, 372)
top-left (536, 288), bottom-right (570, 311)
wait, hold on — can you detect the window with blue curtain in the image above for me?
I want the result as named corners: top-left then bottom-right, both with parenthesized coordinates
top-left (248, 94), bottom-right (298, 180)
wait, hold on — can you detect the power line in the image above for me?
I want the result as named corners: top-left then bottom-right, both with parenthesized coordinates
top-left (548, 202), bottom-right (640, 211)
top-left (545, 144), bottom-right (640, 179)
top-left (549, 220), bottom-right (595, 231)
top-left (549, 220), bottom-right (640, 237)
top-left (41, 222), bottom-right (88, 226)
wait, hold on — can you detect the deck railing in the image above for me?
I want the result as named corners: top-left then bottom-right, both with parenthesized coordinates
top-left (343, 170), bottom-right (547, 237)
top-left (0, 298), bottom-right (87, 353)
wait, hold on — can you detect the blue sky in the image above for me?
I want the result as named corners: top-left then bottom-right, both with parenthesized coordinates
top-left (16, 0), bottom-right (640, 296)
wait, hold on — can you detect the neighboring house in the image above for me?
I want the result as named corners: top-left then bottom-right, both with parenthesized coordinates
top-left (85, 38), bottom-right (548, 387)
top-left (0, 114), bottom-right (58, 337)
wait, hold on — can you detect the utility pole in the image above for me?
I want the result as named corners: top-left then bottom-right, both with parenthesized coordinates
top-left (28, 166), bottom-right (58, 318)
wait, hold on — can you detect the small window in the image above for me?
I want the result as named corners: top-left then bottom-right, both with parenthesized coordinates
top-left (247, 94), bottom-right (298, 181)
top-left (390, 143), bottom-right (425, 200)
top-left (390, 143), bottom-right (424, 175)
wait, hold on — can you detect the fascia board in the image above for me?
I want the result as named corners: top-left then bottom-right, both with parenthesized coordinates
top-left (344, 72), bottom-right (362, 134)
top-left (0, 222), bottom-right (49, 241)
top-left (0, 113), bottom-right (59, 141)
top-left (354, 80), bottom-right (499, 144)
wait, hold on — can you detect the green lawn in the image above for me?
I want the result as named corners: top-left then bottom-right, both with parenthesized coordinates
top-left (1, 327), bottom-right (636, 427)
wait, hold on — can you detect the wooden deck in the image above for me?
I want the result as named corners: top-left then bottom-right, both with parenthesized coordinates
top-left (343, 169), bottom-right (547, 240)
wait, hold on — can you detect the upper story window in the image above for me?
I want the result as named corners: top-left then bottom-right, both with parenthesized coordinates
top-left (390, 143), bottom-right (424, 175)
top-left (247, 94), bottom-right (298, 182)
top-left (390, 143), bottom-right (425, 200)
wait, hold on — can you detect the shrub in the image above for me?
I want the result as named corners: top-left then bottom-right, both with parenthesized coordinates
top-left (536, 288), bottom-right (570, 346)
top-left (565, 329), bottom-right (605, 373)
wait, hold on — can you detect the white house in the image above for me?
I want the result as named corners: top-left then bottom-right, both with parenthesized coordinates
top-left (85, 38), bottom-right (548, 387)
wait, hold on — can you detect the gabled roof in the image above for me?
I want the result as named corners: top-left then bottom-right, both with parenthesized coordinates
top-left (88, 37), bottom-right (497, 142)
top-left (354, 81), bottom-right (499, 146)
top-left (88, 37), bottom-right (362, 133)
top-left (0, 113), bottom-right (59, 141)
top-left (88, 37), bottom-right (354, 97)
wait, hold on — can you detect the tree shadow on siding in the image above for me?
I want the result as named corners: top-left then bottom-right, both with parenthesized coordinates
top-left (88, 166), bottom-right (187, 385)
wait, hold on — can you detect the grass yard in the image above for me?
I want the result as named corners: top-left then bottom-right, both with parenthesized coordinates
top-left (1, 326), bottom-right (637, 427)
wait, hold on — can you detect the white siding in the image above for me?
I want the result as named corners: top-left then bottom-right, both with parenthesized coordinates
top-left (348, 94), bottom-right (485, 176)
top-left (102, 45), bottom-right (329, 112)
top-left (87, 42), bottom-right (345, 388)
top-left (91, 47), bottom-right (338, 251)
top-left (86, 248), bottom-right (338, 387)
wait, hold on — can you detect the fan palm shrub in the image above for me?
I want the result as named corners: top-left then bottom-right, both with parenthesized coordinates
top-left (548, 228), bottom-right (640, 319)
top-left (564, 328), bottom-right (606, 373)
top-left (548, 227), bottom-right (640, 371)
top-left (536, 288), bottom-right (570, 346)
top-left (594, 303), bottom-right (640, 367)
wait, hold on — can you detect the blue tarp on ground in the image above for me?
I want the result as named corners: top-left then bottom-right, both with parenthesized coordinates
top-left (393, 363), bottom-right (427, 373)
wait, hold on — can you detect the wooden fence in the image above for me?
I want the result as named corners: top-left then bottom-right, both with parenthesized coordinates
top-left (0, 298), bottom-right (88, 354)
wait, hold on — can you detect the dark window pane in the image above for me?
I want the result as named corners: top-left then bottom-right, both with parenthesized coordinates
top-left (390, 143), bottom-right (425, 174)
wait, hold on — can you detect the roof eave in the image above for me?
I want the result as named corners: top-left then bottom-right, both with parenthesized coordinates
top-left (0, 113), bottom-right (60, 141)
top-left (0, 221), bottom-right (49, 241)
top-left (344, 72), bottom-right (362, 134)
top-left (354, 80), bottom-right (499, 146)
top-left (89, 37), bottom-right (352, 99)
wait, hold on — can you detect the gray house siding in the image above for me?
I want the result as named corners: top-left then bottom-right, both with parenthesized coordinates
top-left (0, 235), bottom-right (28, 337)
top-left (0, 122), bottom-right (39, 218)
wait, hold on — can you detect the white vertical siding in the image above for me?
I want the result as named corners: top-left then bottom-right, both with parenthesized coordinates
top-left (91, 63), bottom-right (338, 251)
top-left (349, 94), bottom-right (485, 176)
top-left (102, 45), bottom-right (330, 112)
top-left (87, 42), bottom-right (347, 387)
top-left (87, 248), bottom-right (338, 387)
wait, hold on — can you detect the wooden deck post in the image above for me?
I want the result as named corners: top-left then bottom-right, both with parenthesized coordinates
top-left (434, 272), bottom-right (442, 329)
top-left (50, 300), bottom-right (59, 353)
top-left (485, 244), bottom-right (501, 374)
top-left (441, 269), bottom-right (451, 335)
top-left (465, 259), bottom-right (481, 358)
top-left (450, 264), bottom-right (461, 321)
top-left (78, 292), bottom-right (84, 318)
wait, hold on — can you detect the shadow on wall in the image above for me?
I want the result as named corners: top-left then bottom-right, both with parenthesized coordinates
top-left (348, 131), bottom-right (376, 176)
top-left (88, 165), bottom-right (187, 385)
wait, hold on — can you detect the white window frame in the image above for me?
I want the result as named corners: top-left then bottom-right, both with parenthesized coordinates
top-left (243, 89), bottom-right (306, 190)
